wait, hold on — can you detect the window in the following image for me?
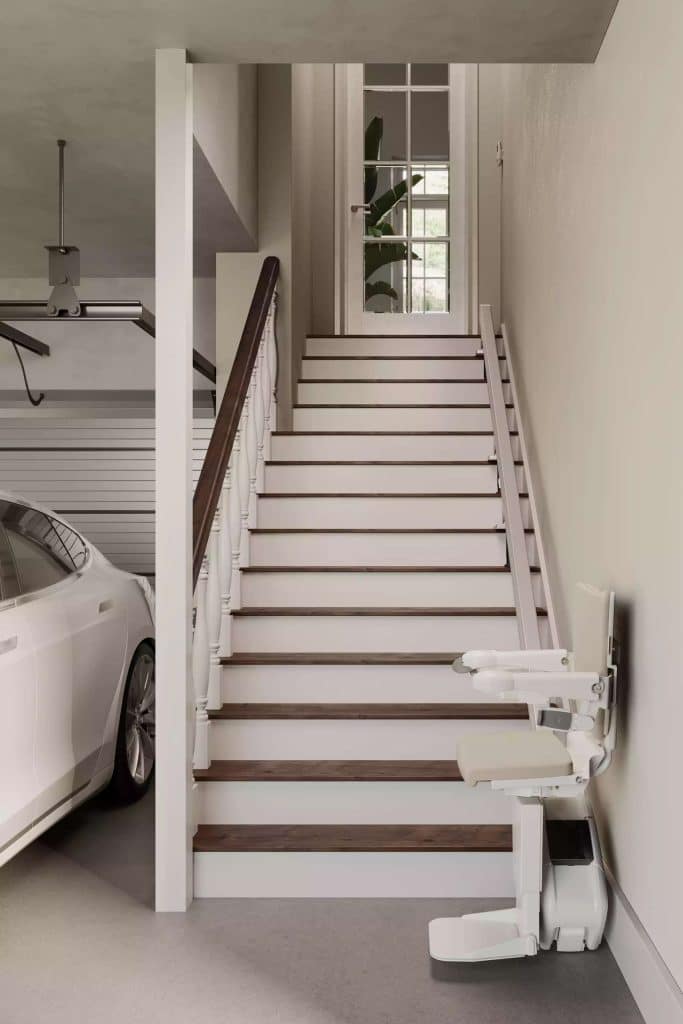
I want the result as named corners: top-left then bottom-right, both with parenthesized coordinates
top-left (362, 63), bottom-right (451, 315)
top-left (0, 500), bottom-right (87, 596)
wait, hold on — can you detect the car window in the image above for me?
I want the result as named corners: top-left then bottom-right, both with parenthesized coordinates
top-left (0, 524), bottom-right (21, 602)
top-left (0, 500), bottom-right (87, 596)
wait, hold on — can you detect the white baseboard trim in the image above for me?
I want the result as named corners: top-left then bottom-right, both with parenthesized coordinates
top-left (606, 868), bottom-right (683, 1024)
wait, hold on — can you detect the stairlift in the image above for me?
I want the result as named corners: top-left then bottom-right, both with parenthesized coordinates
top-left (429, 583), bottom-right (617, 962)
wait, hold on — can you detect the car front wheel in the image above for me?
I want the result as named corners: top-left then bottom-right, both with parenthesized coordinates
top-left (109, 642), bottom-right (155, 803)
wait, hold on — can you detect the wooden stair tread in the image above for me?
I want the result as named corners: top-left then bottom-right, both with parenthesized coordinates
top-left (266, 460), bottom-right (521, 466)
top-left (194, 759), bottom-right (463, 782)
top-left (193, 823), bottom-right (511, 853)
top-left (272, 431), bottom-right (519, 436)
top-left (232, 606), bottom-right (547, 616)
top-left (221, 652), bottom-right (460, 665)
top-left (299, 378), bottom-right (509, 384)
top-left (301, 355), bottom-right (487, 361)
top-left (294, 404), bottom-right (514, 409)
top-left (209, 702), bottom-right (528, 720)
top-left (242, 565), bottom-right (539, 574)
top-left (251, 528), bottom-right (533, 534)
top-left (260, 492), bottom-right (529, 499)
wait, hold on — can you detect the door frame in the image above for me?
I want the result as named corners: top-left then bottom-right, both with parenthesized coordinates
top-left (334, 63), bottom-right (479, 336)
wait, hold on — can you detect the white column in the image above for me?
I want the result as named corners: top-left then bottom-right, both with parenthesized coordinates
top-left (155, 48), bottom-right (194, 912)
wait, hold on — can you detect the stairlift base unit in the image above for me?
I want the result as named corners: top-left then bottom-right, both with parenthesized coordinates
top-left (429, 807), bottom-right (608, 962)
top-left (429, 584), bottom-right (616, 964)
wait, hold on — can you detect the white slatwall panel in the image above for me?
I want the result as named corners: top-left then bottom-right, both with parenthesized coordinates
top-left (0, 415), bottom-right (213, 576)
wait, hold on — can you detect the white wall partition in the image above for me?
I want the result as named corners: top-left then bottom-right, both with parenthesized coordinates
top-left (155, 48), bottom-right (194, 912)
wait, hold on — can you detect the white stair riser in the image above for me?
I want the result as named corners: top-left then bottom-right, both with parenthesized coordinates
top-left (297, 381), bottom-right (512, 405)
top-left (257, 496), bottom-right (531, 529)
top-left (250, 531), bottom-right (511, 567)
top-left (208, 718), bottom-right (528, 760)
top-left (241, 570), bottom-right (545, 608)
top-left (194, 851), bottom-right (513, 898)
top-left (300, 358), bottom-right (486, 381)
top-left (270, 434), bottom-right (519, 462)
top-left (232, 614), bottom-right (533, 653)
top-left (196, 780), bottom-right (513, 825)
top-left (264, 463), bottom-right (522, 495)
top-left (305, 337), bottom-right (483, 357)
top-left (293, 406), bottom-right (516, 432)
top-left (221, 663), bottom-right (497, 703)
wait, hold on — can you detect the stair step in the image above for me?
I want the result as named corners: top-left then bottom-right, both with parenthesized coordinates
top-left (232, 606), bottom-right (535, 616)
top-left (293, 404), bottom-right (514, 433)
top-left (270, 432), bottom-right (514, 462)
top-left (240, 568), bottom-right (544, 608)
top-left (193, 823), bottom-right (511, 853)
top-left (221, 652), bottom-right (457, 664)
top-left (242, 566), bottom-right (537, 573)
top-left (209, 702), bottom-right (527, 719)
top-left (256, 495), bottom-right (531, 530)
top-left (195, 759), bottom-right (463, 781)
top-left (300, 358), bottom-right (488, 380)
top-left (263, 462), bottom-right (518, 495)
top-left (305, 336), bottom-right (483, 357)
top-left (232, 608), bottom-right (542, 653)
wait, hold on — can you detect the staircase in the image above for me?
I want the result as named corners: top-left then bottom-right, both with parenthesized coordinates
top-left (193, 331), bottom-right (551, 897)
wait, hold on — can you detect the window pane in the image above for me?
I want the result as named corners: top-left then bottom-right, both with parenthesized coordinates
top-left (365, 64), bottom-right (407, 86)
top-left (425, 278), bottom-right (448, 312)
top-left (364, 91), bottom-right (406, 162)
top-left (411, 278), bottom-right (425, 314)
top-left (411, 63), bottom-right (448, 86)
top-left (411, 91), bottom-right (449, 161)
top-left (364, 165), bottom-right (409, 236)
top-left (424, 242), bottom-right (448, 275)
top-left (364, 242), bottom-right (408, 313)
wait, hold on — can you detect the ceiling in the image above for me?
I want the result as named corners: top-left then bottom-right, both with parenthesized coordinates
top-left (0, 0), bottom-right (619, 278)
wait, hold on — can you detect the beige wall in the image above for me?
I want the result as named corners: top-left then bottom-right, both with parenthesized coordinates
top-left (501, 0), bottom-right (683, 987)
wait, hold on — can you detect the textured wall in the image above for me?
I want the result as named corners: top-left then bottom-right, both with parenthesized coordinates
top-left (501, 0), bottom-right (683, 986)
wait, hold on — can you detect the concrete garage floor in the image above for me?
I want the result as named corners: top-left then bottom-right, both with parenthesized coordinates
top-left (0, 789), bottom-right (643, 1024)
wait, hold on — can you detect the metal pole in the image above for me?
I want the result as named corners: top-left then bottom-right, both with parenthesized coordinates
top-left (57, 139), bottom-right (66, 250)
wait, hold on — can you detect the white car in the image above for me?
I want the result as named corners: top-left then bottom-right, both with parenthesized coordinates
top-left (0, 491), bottom-right (155, 867)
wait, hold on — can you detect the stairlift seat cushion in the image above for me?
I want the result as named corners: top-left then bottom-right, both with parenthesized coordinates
top-left (457, 730), bottom-right (573, 786)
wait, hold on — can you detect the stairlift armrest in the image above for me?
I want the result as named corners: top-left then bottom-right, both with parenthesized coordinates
top-left (453, 649), bottom-right (568, 674)
top-left (471, 669), bottom-right (603, 703)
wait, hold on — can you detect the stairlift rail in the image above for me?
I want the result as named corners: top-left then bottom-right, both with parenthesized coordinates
top-left (479, 305), bottom-right (540, 649)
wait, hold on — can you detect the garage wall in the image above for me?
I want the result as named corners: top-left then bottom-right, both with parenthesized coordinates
top-left (0, 408), bottom-right (213, 576)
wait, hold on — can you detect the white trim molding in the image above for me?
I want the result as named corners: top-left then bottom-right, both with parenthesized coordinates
top-left (605, 868), bottom-right (683, 1024)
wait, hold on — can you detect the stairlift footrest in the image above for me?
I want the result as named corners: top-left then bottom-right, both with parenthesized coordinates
top-left (428, 909), bottom-right (537, 962)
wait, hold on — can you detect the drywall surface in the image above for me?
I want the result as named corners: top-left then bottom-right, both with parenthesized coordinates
top-left (193, 64), bottom-right (258, 248)
top-left (0, 277), bottom-right (215, 390)
top-left (501, 0), bottom-right (683, 989)
top-left (478, 65), bottom-right (502, 329)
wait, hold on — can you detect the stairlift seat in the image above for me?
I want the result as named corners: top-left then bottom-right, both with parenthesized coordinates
top-left (457, 730), bottom-right (573, 785)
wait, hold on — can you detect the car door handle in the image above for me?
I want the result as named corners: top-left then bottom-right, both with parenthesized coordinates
top-left (0, 635), bottom-right (18, 655)
top-left (98, 599), bottom-right (114, 614)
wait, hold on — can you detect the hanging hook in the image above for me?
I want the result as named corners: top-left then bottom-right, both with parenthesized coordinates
top-left (11, 342), bottom-right (45, 406)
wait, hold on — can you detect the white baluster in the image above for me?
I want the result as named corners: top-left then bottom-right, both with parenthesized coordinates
top-left (246, 368), bottom-right (258, 528)
top-left (228, 445), bottom-right (242, 610)
top-left (267, 294), bottom-right (278, 433)
top-left (261, 329), bottom-right (273, 463)
top-left (192, 557), bottom-right (210, 770)
top-left (238, 402), bottom-right (251, 567)
top-left (218, 466), bottom-right (233, 658)
top-left (206, 507), bottom-right (222, 711)
top-left (254, 342), bottom-right (267, 494)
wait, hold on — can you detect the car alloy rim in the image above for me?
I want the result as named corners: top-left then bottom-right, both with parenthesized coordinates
top-left (125, 652), bottom-right (155, 784)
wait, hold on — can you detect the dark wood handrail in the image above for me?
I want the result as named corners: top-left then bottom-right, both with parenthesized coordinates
top-left (193, 256), bottom-right (280, 587)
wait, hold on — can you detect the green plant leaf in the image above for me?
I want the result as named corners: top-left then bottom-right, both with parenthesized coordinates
top-left (364, 241), bottom-right (410, 279)
top-left (368, 173), bottom-right (423, 228)
top-left (364, 116), bottom-right (383, 203)
top-left (365, 280), bottom-right (399, 303)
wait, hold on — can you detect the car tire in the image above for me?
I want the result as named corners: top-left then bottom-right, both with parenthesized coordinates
top-left (108, 642), bottom-right (155, 803)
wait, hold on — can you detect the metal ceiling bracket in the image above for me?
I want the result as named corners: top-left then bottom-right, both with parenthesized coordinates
top-left (46, 245), bottom-right (81, 317)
